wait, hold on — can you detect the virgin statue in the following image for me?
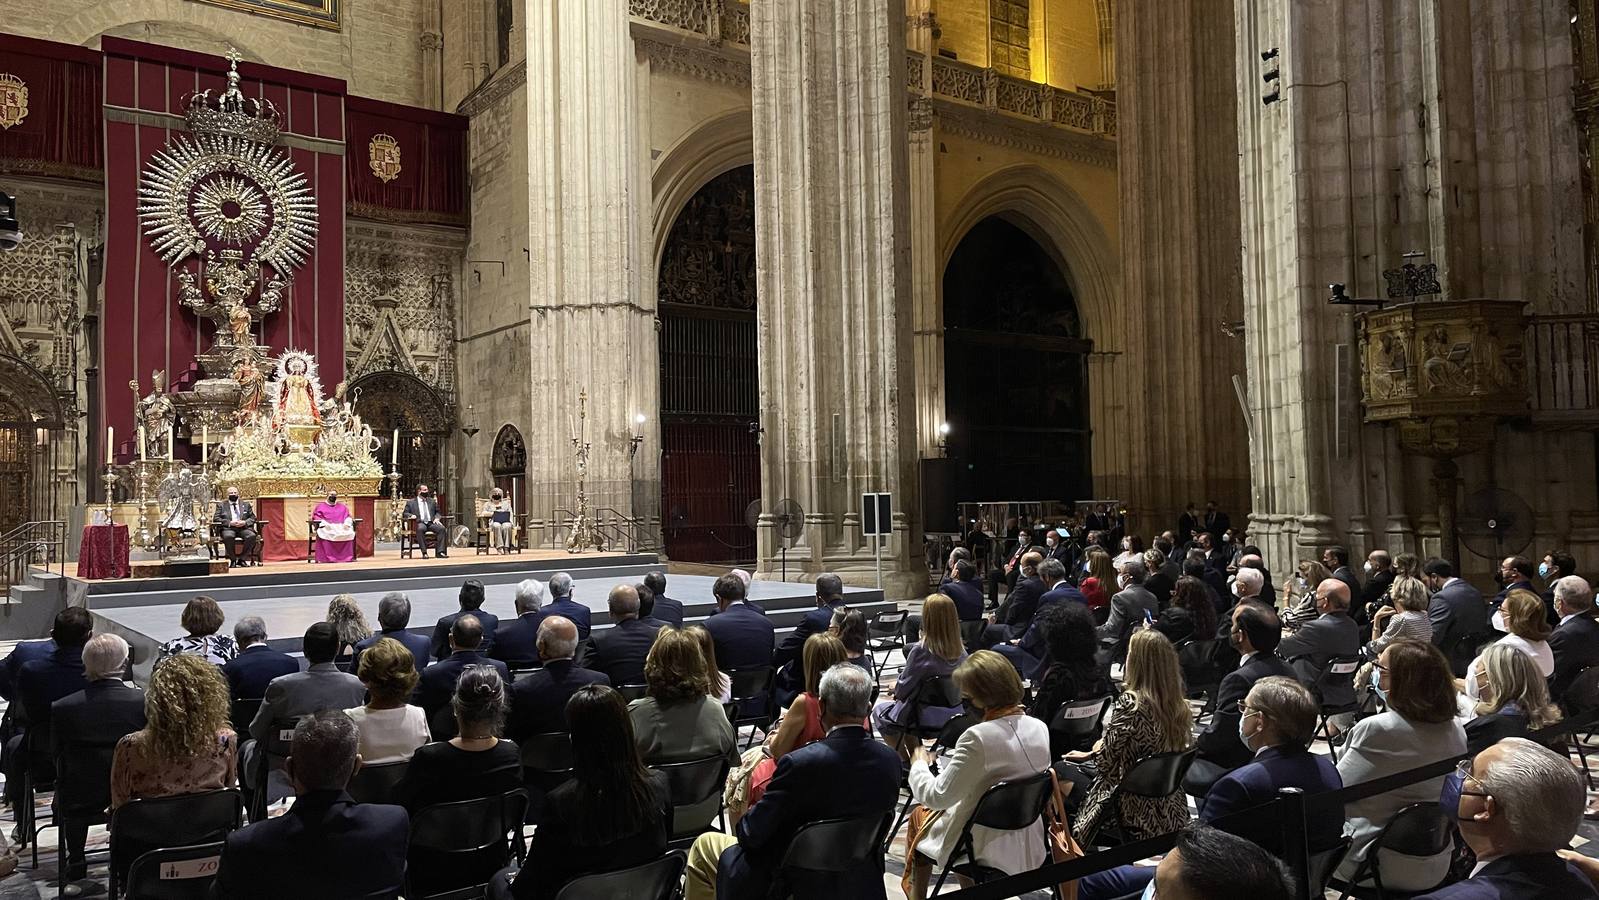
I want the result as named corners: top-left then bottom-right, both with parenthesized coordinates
top-left (312, 491), bottom-right (356, 563)
top-left (277, 357), bottom-right (322, 426)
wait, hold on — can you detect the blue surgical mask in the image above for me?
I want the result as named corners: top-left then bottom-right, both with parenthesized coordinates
top-left (1538, 562), bottom-right (1551, 579)
top-left (1440, 770), bottom-right (1464, 818)
top-left (1370, 667), bottom-right (1387, 705)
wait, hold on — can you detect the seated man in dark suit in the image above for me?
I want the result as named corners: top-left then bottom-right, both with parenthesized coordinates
top-left (430, 578), bottom-right (499, 661)
top-left (704, 572), bottom-right (775, 715)
top-left (51, 634), bottom-right (147, 882)
top-left (938, 559), bottom-right (986, 624)
top-left (1419, 737), bottom-right (1598, 899)
top-left (1491, 555), bottom-right (1540, 620)
top-left (994, 558), bottom-right (1087, 678)
top-left (417, 615), bottom-right (511, 728)
top-left (542, 572), bottom-right (593, 642)
top-left (1360, 550), bottom-right (1397, 617)
top-left (642, 571), bottom-right (684, 628)
top-left (1549, 576), bottom-right (1599, 702)
top-left (1080, 676), bottom-right (1345, 900)
top-left (0, 634), bottom-right (54, 702)
top-left (490, 579), bottom-right (547, 667)
top-left (588, 584), bottom-right (661, 688)
top-left (244, 623), bottom-right (367, 796)
top-left (1425, 557), bottom-right (1489, 674)
top-left (1184, 602), bottom-right (1295, 796)
top-left (5, 606), bottom-right (92, 808)
top-left (222, 615), bottom-right (300, 700)
top-left (506, 616), bottom-right (610, 742)
top-left (214, 710), bottom-right (409, 899)
top-left (352, 592), bottom-right (432, 675)
top-left (1276, 579), bottom-right (1362, 707)
top-left (685, 663), bottom-right (902, 899)
top-left (979, 551), bottom-right (1045, 648)
top-left (402, 483), bottom-right (448, 558)
top-left (773, 574), bottom-right (848, 703)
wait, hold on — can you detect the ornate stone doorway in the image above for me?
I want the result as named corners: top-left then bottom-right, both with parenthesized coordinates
top-left (349, 370), bottom-right (452, 500)
top-left (942, 216), bottom-right (1092, 504)
top-left (0, 393), bottom-right (33, 537)
top-left (657, 165), bottom-right (760, 564)
top-left (490, 424), bottom-right (526, 517)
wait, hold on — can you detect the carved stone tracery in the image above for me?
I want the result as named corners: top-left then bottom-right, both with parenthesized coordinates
top-left (657, 167), bottom-right (756, 311)
top-left (344, 222), bottom-right (463, 408)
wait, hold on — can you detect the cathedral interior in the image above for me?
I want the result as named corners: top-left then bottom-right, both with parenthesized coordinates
top-left (0, 0), bottom-right (1594, 596)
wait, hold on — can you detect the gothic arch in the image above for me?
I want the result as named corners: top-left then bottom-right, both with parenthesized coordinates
top-left (490, 423), bottom-right (526, 476)
top-left (940, 165), bottom-right (1119, 352)
top-left (651, 108), bottom-right (755, 273)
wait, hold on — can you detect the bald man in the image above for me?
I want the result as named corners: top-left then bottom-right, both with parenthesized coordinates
top-left (588, 584), bottom-right (661, 687)
top-left (506, 616), bottom-right (609, 742)
top-left (1277, 578), bottom-right (1362, 707)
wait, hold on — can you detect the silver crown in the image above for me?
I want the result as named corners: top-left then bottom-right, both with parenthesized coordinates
top-left (183, 48), bottom-right (281, 145)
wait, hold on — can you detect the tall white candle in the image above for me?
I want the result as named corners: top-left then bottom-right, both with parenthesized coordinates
top-left (137, 424), bottom-right (146, 461)
top-left (391, 428), bottom-right (399, 466)
top-left (166, 429), bottom-right (173, 461)
top-left (201, 424), bottom-right (208, 464)
top-left (106, 426), bottom-right (114, 464)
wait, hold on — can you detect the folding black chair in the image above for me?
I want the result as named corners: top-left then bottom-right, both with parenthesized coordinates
top-left (17, 725), bottom-right (56, 868)
top-left (347, 760), bottom-right (410, 804)
top-left (929, 770), bottom-right (1057, 897)
top-left (884, 674), bottom-right (962, 757)
top-left (1308, 837), bottom-right (1353, 896)
top-left (1328, 803), bottom-right (1455, 900)
top-left (229, 698), bottom-right (263, 738)
top-left (883, 712), bottom-right (976, 853)
top-left (248, 716), bottom-right (299, 822)
top-left (1083, 746), bottom-right (1198, 847)
top-left (1176, 639), bottom-right (1226, 719)
top-left (1444, 631), bottom-right (1495, 679)
top-left (867, 610), bottom-right (908, 679)
top-left (650, 754), bottom-right (731, 844)
top-left (771, 812), bottom-right (893, 899)
top-left (724, 666), bottom-right (776, 748)
top-left (1310, 655), bottom-right (1362, 760)
top-left (549, 850), bottom-right (687, 900)
top-left (520, 731), bottom-right (574, 822)
top-left (108, 789), bottom-right (243, 900)
top-left (1047, 695), bottom-right (1113, 758)
top-left (54, 735), bottom-right (122, 893)
top-left (1562, 666), bottom-right (1599, 787)
top-left (123, 841), bottom-right (224, 900)
top-left (616, 684), bottom-right (648, 702)
top-left (407, 789), bottom-right (530, 899)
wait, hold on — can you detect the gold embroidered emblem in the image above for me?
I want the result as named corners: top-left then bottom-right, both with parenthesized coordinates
top-left (0, 74), bottom-right (29, 130)
top-left (367, 133), bottom-right (401, 183)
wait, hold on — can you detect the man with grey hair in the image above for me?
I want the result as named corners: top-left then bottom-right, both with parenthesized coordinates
top-left (684, 661), bottom-right (901, 899)
top-left (507, 615), bottom-right (609, 741)
top-left (994, 557), bottom-right (1088, 678)
top-left (223, 615), bottom-right (299, 700)
top-left (1549, 575), bottom-right (1599, 700)
top-left (774, 573), bottom-right (849, 702)
top-left (1425, 737), bottom-right (1595, 898)
top-left (352, 592), bottom-right (431, 675)
top-left (51, 633), bottom-right (147, 881)
top-left (541, 572), bottom-right (592, 641)
top-left (1098, 556), bottom-right (1158, 663)
top-left (214, 710), bottom-right (409, 899)
top-left (589, 584), bottom-right (660, 686)
top-left (491, 578), bottom-right (549, 666)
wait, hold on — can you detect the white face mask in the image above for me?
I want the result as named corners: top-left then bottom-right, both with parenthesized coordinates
top-left (1363, 561), bottom-right (1373, 574)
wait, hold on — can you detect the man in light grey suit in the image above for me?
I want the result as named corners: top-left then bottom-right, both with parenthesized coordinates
top-left (1277, 579), bottom-right (1362, 707)
top-left (1097, 557), bottom-right (1158, 663)
top-left (1424, 557), bottom-right (1489, 675)
top-left (243, 623), bottom-right (365, 803)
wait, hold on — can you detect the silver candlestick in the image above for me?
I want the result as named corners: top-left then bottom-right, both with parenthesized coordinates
top-left (566, 390), bottom-right (602, 553)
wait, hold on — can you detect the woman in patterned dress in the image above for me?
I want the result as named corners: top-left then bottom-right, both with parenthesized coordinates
top-left (155, 595), bottom-right (237, 666)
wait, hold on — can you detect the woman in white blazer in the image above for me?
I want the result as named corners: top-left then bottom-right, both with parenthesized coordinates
top-left (1335, 639), bottom-right (1466, 892)
top-left (904, 649), bottom-right (1051, 900)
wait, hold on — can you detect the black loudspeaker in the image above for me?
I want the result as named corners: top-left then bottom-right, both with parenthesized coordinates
top-left (920, 458), bottom-right (960, 533)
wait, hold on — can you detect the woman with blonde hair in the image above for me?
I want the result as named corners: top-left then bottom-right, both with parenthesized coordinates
top-left (685, 624), bottom-right (731, 702)
top-left (111, 655), bottom-right (237, 808)
top-left (742, 633), bottom-right (853, 811)
top-left (1064, 629), bottom-right (1192, 843)
top-left (345, 636), bottom-right (430, 763)
top-left (628, 627), bottom-right (738, 831)
top-left (874, 595), bottom-right (967, 759)
top-left (326, 593), bottom-right (373, 666)
top-left (1463, 589), bottom-right (1555, 701)
top-left (1366, 575), bottom-right (1433, 656)
top-left (1283, 560), bottom-right (1333, 628)
top-left (1080, 547), bottom-right (1115, 610)
top-left (1463, 642), bottom-right (1562, 753)
top-left (902, 650), bottom-right (1051, 900)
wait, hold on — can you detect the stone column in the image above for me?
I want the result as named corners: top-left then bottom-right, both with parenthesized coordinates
top-left (522, 0), bottom-right (659, 550)
top-left (749, 0), bottom-right (922, 596)
top-left (906, 2), bottom-right (942, 465)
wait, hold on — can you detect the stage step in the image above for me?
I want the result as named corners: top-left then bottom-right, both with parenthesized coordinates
top-left (0, 570), bottom-right (67, 642)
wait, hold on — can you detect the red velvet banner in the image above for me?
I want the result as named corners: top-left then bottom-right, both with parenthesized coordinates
top-left (345, 96), bottom-right (467, 226)
top-left (0, 35), bottom-right (102, 181)
top-left (256, 496), bottom-right (377, 562)
top-left (100, 38), bottom-right (347, 462)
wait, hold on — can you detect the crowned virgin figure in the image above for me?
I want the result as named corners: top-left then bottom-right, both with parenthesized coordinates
top-left (266, 350), bottom-right (326, 447)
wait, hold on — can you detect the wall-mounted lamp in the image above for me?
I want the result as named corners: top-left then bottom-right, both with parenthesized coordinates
top-left (937, 421), bottom-right (951, 457)
top-left (629, 413), bottom-right (646, 459)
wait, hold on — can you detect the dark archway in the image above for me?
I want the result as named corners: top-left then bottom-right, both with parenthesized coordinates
top-left (942, 216), bottom-right (1092, 503)
top-left (657, 164), bottom-right (759, 564)
top-left (490, 424), bottom-right (526, 518)
top-left (349, 370), bottom-right (451, 499)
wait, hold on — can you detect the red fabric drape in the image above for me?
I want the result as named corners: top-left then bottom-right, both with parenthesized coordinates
top-left (0, 35), bottom-right (102, 180)
top-left (345, 96), bottom-right (467, 225)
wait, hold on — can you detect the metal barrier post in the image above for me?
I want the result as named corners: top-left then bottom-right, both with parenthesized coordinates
top-left (1276, 787), bottom-right (1311, 900)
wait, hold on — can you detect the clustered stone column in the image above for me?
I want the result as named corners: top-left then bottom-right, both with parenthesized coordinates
top-left (522, 0), bottom-right (659, 549)
top-left (748, 0), bottom-right (922, 595)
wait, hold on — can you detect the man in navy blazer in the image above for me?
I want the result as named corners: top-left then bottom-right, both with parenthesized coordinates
top-left (506, 617), bottom-right (609, 741)
top-left (214, 711), bottom-right (408, 900)
top-left (994, 559), bottom-right (1085, 679)
top-left (1185, 602), bottom-right (1295, 796)
top-left (223, 616), bottom-right (300, 699)
top-left (489, 579), bottom-right (547, 667)
top-left (417, 615), bottom-right (510, 724)
top-left (643, 571), bottom-right (684, 628)
top-left (52, 634), bottom-right (147, 881)
top-left (938, 560), bottom-right (986, 623)
top-left (429, 579), bottom-right (499, 661)
top-left (1548, 576), bottom-right (1599, 702)
top-left (588, 585), bottom-right (661, 687)
top-left (5, 607), bottom-right (92, 807)
top-left (351, 592), bottom-right (432, 675)
top-left (773, 574), bottom-right (847, 701)
top-left (979, 552), bottom-right (1045, 648)
top-left (541, 572), bottom-right (593, 641)
top-left (1424, 558), bottom-right (1489, 674)
top-left (0, 635), bottom-right (54, 701)
top-left (705, 573), bottom-right (775, 715)
top-left (686, 663), bottom-right (901, 899)
top-left (1417, 737), bottom-right (1599, 899)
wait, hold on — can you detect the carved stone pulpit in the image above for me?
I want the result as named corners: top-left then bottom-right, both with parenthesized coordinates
top-left (1356, 299), bottom-right (1530, 561)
